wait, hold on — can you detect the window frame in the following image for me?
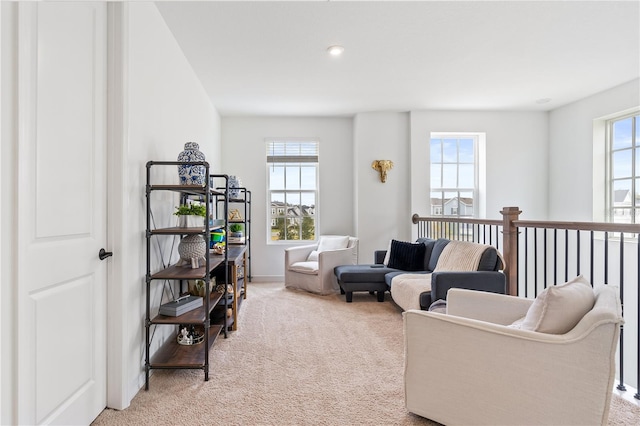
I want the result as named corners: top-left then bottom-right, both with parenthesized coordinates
top-left (266, 138), bottom-right (319, 244)
top-left (606, 112), bottom-right (639, 224)
top-left (429, 132), bottom-right (479, 218)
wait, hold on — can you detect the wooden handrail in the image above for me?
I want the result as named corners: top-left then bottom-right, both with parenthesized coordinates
top-left (412, 208), bottom-right (640, 297)
top-left (514, 219), bottom-right (640, 233)
top-left (412, 213), bottom-right (502, 226)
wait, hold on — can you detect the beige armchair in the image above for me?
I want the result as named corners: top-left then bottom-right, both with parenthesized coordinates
top-left (285, 236), bottom-right (358, 295)
top-left (403, 284), bottom-right (623, 425)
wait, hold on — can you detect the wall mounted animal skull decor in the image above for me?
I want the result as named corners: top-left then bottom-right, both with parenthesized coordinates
top-left (371, 160), bottom-right (394, 183)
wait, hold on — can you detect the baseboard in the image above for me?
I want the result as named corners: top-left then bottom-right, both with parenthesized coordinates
top-left (613, 381), bottom-right (640, 406)
top-left (248, 275), bottom-right (283, 283)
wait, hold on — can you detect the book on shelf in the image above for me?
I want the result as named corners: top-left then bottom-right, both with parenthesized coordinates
top-left (159, 295), bottom-right (203, 316)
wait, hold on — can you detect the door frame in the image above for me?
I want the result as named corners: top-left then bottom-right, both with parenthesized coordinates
top-left (106, 2), bottom-right (128, 411)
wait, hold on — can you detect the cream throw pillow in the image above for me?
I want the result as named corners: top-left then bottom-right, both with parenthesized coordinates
top-left (520, 275), bottom-right (595, 334)
top-left (307, 236), bottom-right (350, 261)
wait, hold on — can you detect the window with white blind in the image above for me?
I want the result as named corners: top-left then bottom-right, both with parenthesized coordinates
top-left (266, 139), bottom-right (318, 242)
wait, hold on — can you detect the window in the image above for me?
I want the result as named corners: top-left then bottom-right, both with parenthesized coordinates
top-left (430, 133), bottom-right (477, 217)
top-left (267, 139), bottom-right (318, 241)
top-left (608, 113), bottom-right (640, 224)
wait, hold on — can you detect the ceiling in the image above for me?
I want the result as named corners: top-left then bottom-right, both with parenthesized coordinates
top-left (157, 1), bottom-right (640, 117)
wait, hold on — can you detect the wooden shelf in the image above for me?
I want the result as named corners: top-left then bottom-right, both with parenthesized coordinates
top-left (150, 255), bottom-right (225, 280)
top-left (148, 184), bottom-right (225, 196)
top-left (151, 291), bottom-right (224, 325)
top-left (151, 226), bottom-right (208, 235)
top-left (149, 325), bottom-right (223, 368)
top-left (151, 220), bottom-right (226, 236)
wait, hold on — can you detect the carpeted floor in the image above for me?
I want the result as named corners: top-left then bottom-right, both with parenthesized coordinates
top-left (93, 282), bottom-right (640, 425)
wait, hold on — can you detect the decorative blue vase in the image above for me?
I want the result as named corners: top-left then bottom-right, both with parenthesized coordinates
top-left (229, 175), bottom-right (241, 199)
top-left (177, 142), bottom-right (206, 185)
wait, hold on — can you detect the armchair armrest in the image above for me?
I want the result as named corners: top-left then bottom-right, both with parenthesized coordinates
top-left (318, 246), bottom-right (358, 294)
top-left (318, 246), bottom-right (358, 270)
top-left (418, 271), bottom-right (506, 310)
top-left (446, 288), bottom-right (532, 325)
top-left (284, 243), bottom-right (318, 267)
top-left (431, 271), bottom-right (506, 299)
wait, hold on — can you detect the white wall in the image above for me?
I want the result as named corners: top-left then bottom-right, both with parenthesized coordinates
top-left (548, 79), bottom-right (640, 221)
top-left (221, 117), bottom-right (353, 279)
top-left (548, 79), bottom-right (640, 389)
top-left (354, 112), bottom-right (411, 260)
top-left (117, 2), bottom-right (221, 405)
top-left (223, 110), bottom-right (549, 275)
top-left (410, 110), bottom-right (549, 221)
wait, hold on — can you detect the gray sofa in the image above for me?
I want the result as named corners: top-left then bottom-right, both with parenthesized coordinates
top-left (334, 238), bottom-right (506, 309)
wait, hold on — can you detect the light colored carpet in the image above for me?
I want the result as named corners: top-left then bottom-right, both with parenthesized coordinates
top-left (93, 282), bottom-right (640, 426)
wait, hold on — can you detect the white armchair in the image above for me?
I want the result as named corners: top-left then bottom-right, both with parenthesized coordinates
top-left (403, 284), bottom-right (623, 426)
top-left (285, 235), bottom-right (358, 295)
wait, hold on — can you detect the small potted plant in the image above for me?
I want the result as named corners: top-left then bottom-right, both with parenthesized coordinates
top-left (229, 223), bottom-right (244, 238)
top-left (174, 203), bottom-right (207, 228)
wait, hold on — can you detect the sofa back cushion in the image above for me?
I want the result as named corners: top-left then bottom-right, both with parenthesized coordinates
top-left (416, 238), bottom-right (437, 270)
top-left (428, 239), bottom-right (450, 271)
top-left (477, 247), bottom-right (500, 271)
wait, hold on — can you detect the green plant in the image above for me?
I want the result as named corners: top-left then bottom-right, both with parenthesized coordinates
top-left (174, 203), bottom-right (206, 217)
top-left (229, 223), bottom-right (244, 233)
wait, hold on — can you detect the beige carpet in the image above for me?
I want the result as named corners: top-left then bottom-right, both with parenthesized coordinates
top-left (93, 282), bottom-right (640, 426)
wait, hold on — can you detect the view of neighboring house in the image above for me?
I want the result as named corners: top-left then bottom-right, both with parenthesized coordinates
top-left (612, 189), bottom-right (639, 223)
top-left (431, 197), bottom-right (474, 217)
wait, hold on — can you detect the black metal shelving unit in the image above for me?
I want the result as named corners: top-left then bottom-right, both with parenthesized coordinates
top-left (211, 185), bottom-right (250, 332)
top-left (144, 161), bottom-right (230, 389)
top-left (218, 186), bottom-right (252, 282)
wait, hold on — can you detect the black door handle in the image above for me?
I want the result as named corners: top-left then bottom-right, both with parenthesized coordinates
top-left (99, 248), bottom-right (113, 260)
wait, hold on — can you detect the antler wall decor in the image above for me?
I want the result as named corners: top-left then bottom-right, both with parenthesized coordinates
top-left (371, 160), bottom-right (394, 183)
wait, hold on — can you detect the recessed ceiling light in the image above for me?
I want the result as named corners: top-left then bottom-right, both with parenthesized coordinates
top-left (536, 98), bottom-right (552, 104)
top-left (327, 45), bottom-right (344, 56)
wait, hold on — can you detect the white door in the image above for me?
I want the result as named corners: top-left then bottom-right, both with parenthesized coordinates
top-left (16, 2), bottom-right (107, 424)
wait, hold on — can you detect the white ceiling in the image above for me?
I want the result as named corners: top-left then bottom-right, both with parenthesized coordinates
top-left (157, 1), bottom-right (640, 117)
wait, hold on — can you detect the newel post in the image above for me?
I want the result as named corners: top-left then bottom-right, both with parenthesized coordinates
top-left (501, 207), bottom-right (521, 296)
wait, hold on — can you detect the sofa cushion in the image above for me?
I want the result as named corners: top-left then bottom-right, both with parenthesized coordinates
top-left (477, 247), bottom-right (498, 271)
top-left (335, 264), bottom-right (398, 283)
top-left (385, 270), bottom-right (429, 287)
top-left (428, 239), bottom-right (450, 271)
top-left (520, 275), bottom-right (595, 334)
top-left (416, 238), bottom-right (437, 270)
top-left (289, 261), bottom-right (319, 275)
top-left (387, 240), bottom-right (427, 271)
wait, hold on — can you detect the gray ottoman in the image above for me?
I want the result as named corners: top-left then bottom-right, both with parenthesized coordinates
top-left (334, 264), bottom-right (395, 302)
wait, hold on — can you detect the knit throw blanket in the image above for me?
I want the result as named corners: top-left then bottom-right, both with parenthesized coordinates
top-left (391, 241), bottom-right (495, 311)
top-left (434, 240), bottom-right (492, 272)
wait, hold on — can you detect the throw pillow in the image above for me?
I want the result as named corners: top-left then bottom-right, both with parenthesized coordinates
top-left (383, 240), bottom-right (392, 266)
top-left (317, 235), bottom-right (350, 252)
top-left (307, 250), bottom-right (319, 261)
top-left (387, 240), bottom-right (427, 271)
top-left (520, 275), bottom-right (595, 334)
